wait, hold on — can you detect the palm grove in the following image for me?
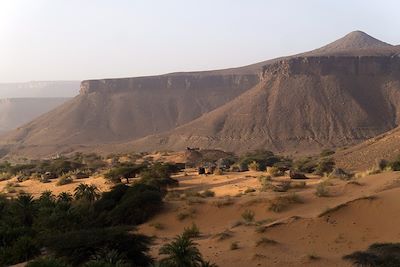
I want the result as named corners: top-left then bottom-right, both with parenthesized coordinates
top-left (0, 153), bottom-right (217, 267)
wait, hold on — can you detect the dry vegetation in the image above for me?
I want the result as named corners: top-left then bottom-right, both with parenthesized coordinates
top-left (2, 149), bottom-right (400, 266)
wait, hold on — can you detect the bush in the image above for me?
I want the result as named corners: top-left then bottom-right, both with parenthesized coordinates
top-left (244, 187), bottom-right (256, 194)
top-left (239, 150), bottom-right (281, 171)
top-left (214, 230), bottom-right (234, 240)
top-left (267, 166), bottom-right (282, 177)
top-left (248, 161), bottom-right (260, 171)
top-left (230, 242), bottom-right (239, 250)
top-left (183, 223), bottom-right (200, 238)
top-left (0, 172), bottom-right (12, 181)
top-left (255, 237), bottom-right (278, 246)
top-left (293, 158), bottom-right (317, 173)
top-left (377, 159), bottom-right (389, 171)
top-left (212, 197), bottom-right (235, 208)
top-left (176, 208), bottom-right (196, 221)
top-left (105, 165), bottom-right (145, 184)
top-left (213, 168), bottom-right (223, 175)
top-left (314, 157), bottom-right (335, 176)
top-left (290, 181), bottom-right (306, 189)
top-left (150, 222), bottom-right (165, 230)
top-left (258, 175), bottom-right (273, 191)
top-left (272, 181), bottom-right (291, 192)
top-left (269, 193), bottom-right (303, 213)
top-left (199, 190), bottom-right (215, 198)
top-left (343, 243), bottom-right (400, 266)
top-left (241, 209), bottom-right (255, 223)
top-left (315, 182), bottom-right (330, 197)
top-left (57, 175), bottom-right (73, 186)
top-left (388, 156), bottom-right (400, 171)
top-left (320, 149), bottom-right (335, 157)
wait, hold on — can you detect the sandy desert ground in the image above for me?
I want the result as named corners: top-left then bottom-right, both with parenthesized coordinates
top-left (138, 170), bottom-right (400, 267)
top-left (2, 168), bottom-right (400, 267)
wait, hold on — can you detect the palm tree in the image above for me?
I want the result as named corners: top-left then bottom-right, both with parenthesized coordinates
top-left (38, 190), bottom-right (56, 207)
top-left (86, 249), bottom-right (128, 267)
top-left (201, 261), bottom-right (218, 267)
top-left (14, 193), bottom-right (36, 226)
top-left (57, 192), bottom-right (73, 203)
top-left (159, 234), bottom-right (204, 267)
top-left (74, 183), bottom-right (100, 202)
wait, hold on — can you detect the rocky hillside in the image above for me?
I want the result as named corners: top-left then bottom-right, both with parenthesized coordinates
top-left (129, 55), bottom-right (400, 154)
top-left (0, 73), bottom-right (260, 157)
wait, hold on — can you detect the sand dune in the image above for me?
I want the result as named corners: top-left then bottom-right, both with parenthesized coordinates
top-left (137, 170), bottom-right (400, 266)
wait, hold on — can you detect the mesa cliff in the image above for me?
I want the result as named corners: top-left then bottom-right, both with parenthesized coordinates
top-left (128, 55), bottom-right (400, 154)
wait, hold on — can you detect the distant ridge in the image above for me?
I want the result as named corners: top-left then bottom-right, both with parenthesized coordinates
top-left (0, 81), bottom-right (80, 98)
top-left (0, 98), bottom-right (70, 133)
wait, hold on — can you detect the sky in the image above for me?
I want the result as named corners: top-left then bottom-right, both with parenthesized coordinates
top-left (0, 0), bottom-right (400, 83)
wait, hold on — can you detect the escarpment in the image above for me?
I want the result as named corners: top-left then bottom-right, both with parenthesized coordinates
top-left (129, 55), bottom-right (400, 154)
top-left (0, 72), bottom-right (260, 157)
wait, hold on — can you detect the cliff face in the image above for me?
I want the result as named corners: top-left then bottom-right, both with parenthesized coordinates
top-left (79, 74), bottom-right (258, 95)
top-left (0, 73), bottom-right (259, 156)
top-left (263, 56), bottom-right (400, 77)
top-left (129, 56), bottom-right (400, 154)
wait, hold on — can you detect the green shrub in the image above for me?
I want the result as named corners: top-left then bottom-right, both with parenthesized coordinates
top-left (230, 242), bottom-right (239, 250)
top-left (176, 208), bottom-right (196, 221)
top-left (150, 222), bottom-right (165, 230)
top-left (293, 157), bottom-right (317, 173)
top-left (105, 165), bottom-right (145, 184)
top-left (241, 209), bottom-right (255, 223)
top-left (214, 230), bottom-right (234, 240)
top-left (212, 197), bottom-right (234, 208)
top-left (255, 237), bottom-right (278, 246)
top-left (269, 193), bottom-right (303, 213)
top-left (213, 168), bottom-right (223, 175)
top-left (267, 166), bottom-right (282, 177)
top-left (343, 243), bottom-right (400, 266)
top-left (248, 161), bottom-right (260, 171)
top-left (315, 182), bottom-right (330, 197)
top-left (320, 149), bottom-right (335, 157)
top-left (290, 181), bottom-right (307, 189)
top-left (183, 223), bottom-right (200, 238)
top-left (314, 157), bottom-right (335, 176)
top-left (0, 172), bottom-right (12, 181)
top-left (377, 159), bottom-right (389, 171)
top-left (244, 187), bottom-right (256, 194)
top-left (389, 156), bottom-right (400, 171)
top-left (200, 190), bottom-right (215, 198)
top-left (239, 150), bottom-right (281, 171)
top-left (57, 175), bottom-right (73, 186)
top-left (258, 175), bottom-right (273, 191)
top-left (272, 181), bottom-right (291, 192)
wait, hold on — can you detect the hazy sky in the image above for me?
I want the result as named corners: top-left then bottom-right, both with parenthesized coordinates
top-left (1, 0), bottom-right (399, 83)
